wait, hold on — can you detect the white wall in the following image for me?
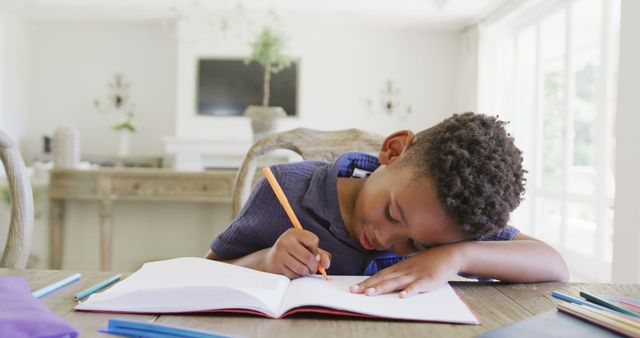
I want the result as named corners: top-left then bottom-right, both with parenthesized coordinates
top-left (0, 8), bottom-right (29, 145)
top-left (26, 21), bottom-right (176, 161)
top-left (18, 15), bottom-right (464, 271)
top-left (612, 0), bottom-right (640, 283)
top-left (22, 20), bottom-right (182, 271)
top-left (0, 8), bottom-right (29, 257)
top-left (176, 14), bottom-right (461, 143)
top-left (24, 17), bottom-right (462, 160)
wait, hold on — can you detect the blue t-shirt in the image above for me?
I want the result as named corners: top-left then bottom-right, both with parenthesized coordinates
top-left (210, 152), bottom-right (519, 276)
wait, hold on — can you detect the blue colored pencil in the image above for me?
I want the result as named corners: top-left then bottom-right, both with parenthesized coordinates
top-left (32, 273), bottom-right (81, 298)
top-left (74, 273), bottom-right (122, 301)
top-left (101, 319), bottom-right (236, 338)
top-left (552, 291), bottom-right (612, 311)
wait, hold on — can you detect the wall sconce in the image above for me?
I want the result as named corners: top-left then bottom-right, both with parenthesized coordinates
top-left (366, 79), bottom-right (412, 118)
top-left (94, 73), bottom-right (135, 115)
top-left (94, 73), bottom-right (137, 132)
top-left (94, 73), bottom-right (137, 156)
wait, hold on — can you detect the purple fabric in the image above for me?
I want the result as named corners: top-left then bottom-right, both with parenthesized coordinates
top-left (0, 276), bottom-right (79, 338)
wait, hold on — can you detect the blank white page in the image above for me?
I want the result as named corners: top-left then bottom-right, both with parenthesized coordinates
top-left (279, 275), bottom-right (479, 324)
top-left (75, 257), bottom-right (290, 315)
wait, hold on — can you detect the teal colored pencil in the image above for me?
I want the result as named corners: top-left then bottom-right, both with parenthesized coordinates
top-left (32, 273), bottom-right (81, 298)
top-left (74, 274), bottom-right (122, 301)
top-left (579, 291), bottom-right (640, 318)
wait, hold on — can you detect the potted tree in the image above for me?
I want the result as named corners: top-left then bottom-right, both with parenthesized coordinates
top-left (243, 27), bottom-right (292, 141)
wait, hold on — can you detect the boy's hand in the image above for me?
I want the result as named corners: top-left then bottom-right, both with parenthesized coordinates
top-left (350, 244), bottom-right (463, 298)
top-left (264, 228), bottom-right (331, 279)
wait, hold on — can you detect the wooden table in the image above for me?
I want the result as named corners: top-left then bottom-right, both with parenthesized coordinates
top-left (3, 268), bottom-right (640, 338)
top-left (48, 168), bottom-right (237, 271)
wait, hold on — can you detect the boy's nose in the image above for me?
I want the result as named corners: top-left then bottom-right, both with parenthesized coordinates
top-left (375, 224), bottom-right (406, 250)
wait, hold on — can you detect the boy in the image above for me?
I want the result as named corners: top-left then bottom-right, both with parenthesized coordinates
top-left (205, 112), bottom-right (569, 297)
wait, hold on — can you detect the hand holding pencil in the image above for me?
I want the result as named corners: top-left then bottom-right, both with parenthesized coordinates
top-left (262, 167), bottom-right (330, 280)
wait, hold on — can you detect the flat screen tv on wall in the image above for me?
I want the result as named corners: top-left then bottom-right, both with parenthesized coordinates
top-left (197, 59), bottom-right (298, 117)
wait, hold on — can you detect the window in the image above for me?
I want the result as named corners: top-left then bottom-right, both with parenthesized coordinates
top-left (478, 0), bottom-right (620, 281)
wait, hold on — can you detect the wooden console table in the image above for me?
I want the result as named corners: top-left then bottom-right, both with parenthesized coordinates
top-left (48, 168), bottom-right (237, 271)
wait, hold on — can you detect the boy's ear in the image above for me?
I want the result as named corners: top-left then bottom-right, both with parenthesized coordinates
top-left (378, 130), bottom-right (415, 165)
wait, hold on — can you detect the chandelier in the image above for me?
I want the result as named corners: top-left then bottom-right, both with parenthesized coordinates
top-left (162, 0), bottom-right (281, 45)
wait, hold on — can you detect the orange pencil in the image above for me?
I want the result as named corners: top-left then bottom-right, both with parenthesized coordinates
top-left (262, 166), bottom-right (330, 281)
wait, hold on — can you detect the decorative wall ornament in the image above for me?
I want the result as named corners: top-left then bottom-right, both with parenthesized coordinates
top-left (94, 73), bottom-right (136, 156)
top-left (367, 79), bottom-right (412, 118)
top-left (94, 74), bottom-right (134, 117)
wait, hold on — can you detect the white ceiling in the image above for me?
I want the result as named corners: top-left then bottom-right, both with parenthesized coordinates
top-left (0, 0), bottom-right (513, 29)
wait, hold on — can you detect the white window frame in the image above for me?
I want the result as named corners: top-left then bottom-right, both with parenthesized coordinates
top-left (477, 0), bottom-right (619, 282)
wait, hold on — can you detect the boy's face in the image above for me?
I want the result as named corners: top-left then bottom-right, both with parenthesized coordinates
top-left (346, 130), bottom-right (467, 256)
top-left (350, 163), bottom-right (467, 256)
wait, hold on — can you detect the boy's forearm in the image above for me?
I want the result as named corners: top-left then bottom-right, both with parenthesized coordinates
top-left (205, 248), bottom-right (270, 272)
top-left (455, 239), bottom-right (569, 282)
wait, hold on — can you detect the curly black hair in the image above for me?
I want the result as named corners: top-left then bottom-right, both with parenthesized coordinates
top-left (402, 112), bottom-right (526, 238)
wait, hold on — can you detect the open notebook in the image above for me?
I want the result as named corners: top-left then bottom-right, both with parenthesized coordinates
top-left (75, 257), bottom-right (479, 324)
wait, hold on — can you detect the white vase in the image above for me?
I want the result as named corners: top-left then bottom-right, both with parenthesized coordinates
top-left (117, 130), bottom-right (130, 157)
top-left (243, 105), bottom-right (286, 141)
top-left (52, 126), bottom-right (80, 168)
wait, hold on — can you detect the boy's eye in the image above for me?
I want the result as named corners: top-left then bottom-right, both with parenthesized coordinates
top-left (385, 205), bottom-right (399, 224)
top-left (411, 240), bottom-right (428, 252)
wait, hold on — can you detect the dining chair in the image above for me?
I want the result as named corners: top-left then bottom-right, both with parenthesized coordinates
top-left (0, 129), bottom-right (34, 269)
top-left (232, 127), bottom-right (384, 217)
